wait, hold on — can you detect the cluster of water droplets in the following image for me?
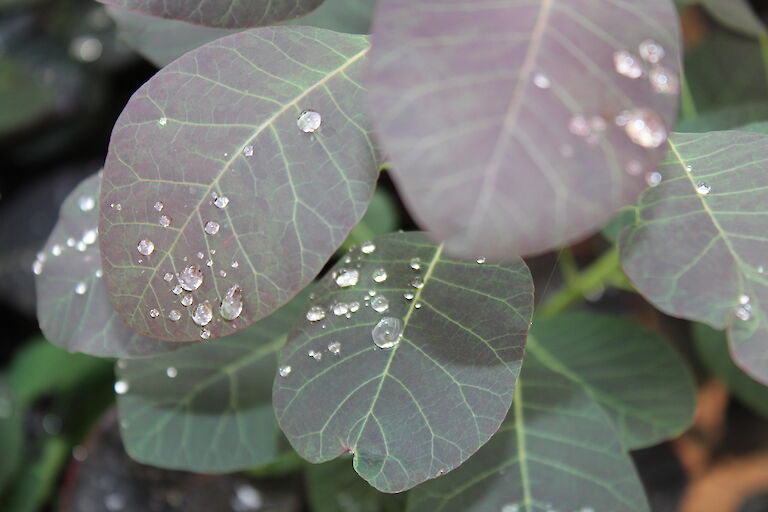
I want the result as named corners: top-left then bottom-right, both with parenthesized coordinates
top-left (735, 294), bottom-right (753, 322)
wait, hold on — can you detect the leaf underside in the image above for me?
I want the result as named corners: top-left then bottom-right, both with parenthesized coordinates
top-left (366, 0), bottom-right (681, 260)
top-left (273, 232), bottom-right (534, 493)
top-left (100, 26), bottom-right (379, 342)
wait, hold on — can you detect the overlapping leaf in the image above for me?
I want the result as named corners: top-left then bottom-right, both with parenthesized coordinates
top-left (531, 312), bottom-right (696, 449)
top-left (620, 130), bottom-right (768, 384)
top-left (407, 355), bottom-right (649, 512)
top-left (678, 0), bottom-right (765, 36)
top-left (116, 293), bottom-right (303, 472)
top-left (35, 172), bottom-right (174, 358)
top-left (98, 0), bottom-right (323, 29)
top-left (0, 378), bottom-right (22, 494)
top-left (100, 27), bottom-right (379, 342)
top-left (273, 232), bottom-right (534, 492)
top-left (366, 0), bottom-right (681, 260)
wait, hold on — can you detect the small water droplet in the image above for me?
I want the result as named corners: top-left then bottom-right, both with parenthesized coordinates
top-left (231, 260), bottom-right (239, 268)
top-left (372, 268), bottom-right (388, 283)
top-left (82, 229), bottom-right (98, 245)
top-left (686, 164), bottom-right (693, 173)
top-left (114, 380), bottom-right (129, 394)
top-left (638, 39), bottom-right (665, 64)
top-left (646, 172), bottom-right (662, 187)
top-left (95, 269), bottom-right (103, 278)
top-left (410, 277), bottom-right (424, 289)
top-left (157, 117), bottom-right (167, 127)
top-left (349, 302), bottom-right (360, 312)
top-left (66, 238), bottom-right (76, 247)
top-left (328, 341), bottom-right (341, 354)
top-left (192, 302), bottom-right (213, 326)
top-left (163, 272), bottom-right (174, 282)
top-left (476, 257), bottom-right (486, 264)
top-left (178, 265), bottom-right (203, 291)
top-left (613, 50), bottom-right (644, 79)
top-left (32, 260), bottom-right (44, 275)
top-left (172, 285), bottom-right (183, 295)
top-left (533, 72), bottom-right (550, 89)
top-left (232, 483), bottom-right (262, 511)
top-left (205, 221), bottom-right (220, 235)
top-left (620, 108), bottom-right (668, 148)
top-left (200, 328), bottom-right (211, 340)
top-left (404, 292), bottom-right (415, 300)
top-left (166, 367), bottom-right (178, 378)
top-left (168, 309), bottom-right (181, 322)
top-left (75, 282), bottom-right (87, 295)
top-left (501, 504), bottom-right (519, 512)
top-left (219, 270), bottom-right (227, 277)
top-left (105, 492), bottom-right (126, 511)
top-left (52, 244), bottom-right (63, 256)
top-left (78, 196), bottom-right (95, 212)
top-left (308, 349), bottom-right (322, 361)
top-left (243, 145), bottom-right (254, 157)
top-left (297, 110), bottom-right (322, 133)
top-left (371, 295), bottom-right (389, 313)
top-left (372, 317), bottom-right (403, 349)
top-left (649, 65), bottom-right (679, 95)
top-left (154, 201), bottom-right (164, 211)
top-left (410, 257), bottom-right (422, 270)
top-left (220, 285), bottom-right (243, 321)
top-left (361, 241), bottom-right (376, 254)
top-left (137, 239), bottom-right (155, 256)
top-left (740, 294), bottom-right (751, 305)
top-left (159, 215), bottom-right (171, 227)
top-left (335, 269), bottom-right (360, 288)
top-left (214, 196), bottom-right (230, 208)
top-left (197, 252), bottom-right (205, 259)
top-left (414, 302), bottom-right (422, 309)
top-left (735, 305), bottom-right (752, 321)
top-left (759, 265), bottom-right (765, 274)
top-left (149, 308), bottom-right (160, 318)
top-left (307, 305), bottom-right (326, 322)
top-left (332, 302), bottom-right (349, 316)
top-left (181, 294), bottom-right (193, 307)
top-left (696, 181), bottom-right (711, 196)
top-left (76, 240), bottom-right (87, 252)
top-left (279, 365), bottom-right (292, 377)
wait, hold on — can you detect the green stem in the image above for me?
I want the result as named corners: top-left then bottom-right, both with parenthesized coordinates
top-left (680, 70), bottom-right (698, 120)
top-left (538, 246), bottom-right (622, 317)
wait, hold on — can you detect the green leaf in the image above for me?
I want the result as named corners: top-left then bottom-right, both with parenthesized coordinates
top-left (693, 322), bottom-right (768, 419)
top-left (530, 312), bottom-right (696, 449)
top-left (100, 26), bottom-right (379, 342)
top-left (307, 457), bottom-right (407, 512)
top-left (685, 0), bottom-right (766, 37)
top-left (116, 292), bottom-right (304, 472)
top-left (406, 355), bottom-right (650, 512)
top-left (35, 172), bottom-right (175, 358)
top-left (8, 338), bottom-right (111, 407)
top-left (342, 188), bottom-right (401, 251)
top-left (99, 0), bottom-right (323, 28)
top-left (0, 437), bottom-right (69, 512)
top-left (366, 0), bottom-right (681, 260)
top-left (273, 232), bottom-right (534, 492)
top-left (620, 130), bottom-right (768, 384)
top-left (0, 56), bottom-right (55, 138)
top-left (0, 379), bottom-right (22, 495)
top-left (676, 103), bottom-right (768, 132)
top-left (602, 207), bottom-right (637, 244)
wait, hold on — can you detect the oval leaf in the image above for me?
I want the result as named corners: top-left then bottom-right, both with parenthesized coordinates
top-left (98, 0), bottom-right (323, 29)
top-left (407, 355), bottom-right (649, 512)
top-left (35, 173), bottom-right (174, 358)
top-left (273, 232), bottom-right (534, 492)
top-left (530, 312), bottom-right (696, 449)
top-left (100, 27), bottom-right (379, 342)
top-left (116, 293), bottom-right (303, 472)
top-left (366, 0), bottom-right (681, 259)
top-left (620, 130), bottom-right (768, 384)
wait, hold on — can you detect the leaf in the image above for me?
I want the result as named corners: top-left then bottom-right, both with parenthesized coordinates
top-left (602, 207), bottom-right (637, 244)
top-left (35, 172), bottom-right (175, 358)
top-left (0, 56), bottom-right (55, 138)
top-left (680, 0), bottom-right (766, 37)
top-left (0, 379), bottom-right (22, 495)
top-left (693, 323), bottom-right (768, 419)
top-left (273, 232), bottom-right (534, 492)
top-left (620, 130), bottom-right (768, 384)
top-left (406, 355), bottom-right (650, 512)
top-left (530, 312), bottom-right (696, 449)
top-left (342, 188), bottom-right (401, 251)
top-left (676, 102), bottom-right (768, 132)
top-left (98, 0), bottom-right (323, 29)
top-left (116, 292), bottom-right (304, 472)
top-left (100, 27), bottom-right (379, 342)
top-left (307, 457), bottom-right (407, 512)
top-left (366, 0), bottom-right (681, 260)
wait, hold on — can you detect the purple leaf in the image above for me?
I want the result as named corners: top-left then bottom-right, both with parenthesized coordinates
top-left (366, 0), bottom-right (681, 259)
top-left (99, 27), bottom-right (379, 342)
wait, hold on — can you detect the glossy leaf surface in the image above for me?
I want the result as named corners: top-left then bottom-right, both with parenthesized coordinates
top-left (100, 27), bottom-right (378, 342)
top-left (367, 0), bottom-right (681, 259)
top-left (274, 232), bottom-right (534, 492)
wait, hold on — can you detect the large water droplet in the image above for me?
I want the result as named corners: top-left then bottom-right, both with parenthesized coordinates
top-left (335, 269), bottom-right (359, 288)
top-left (220, 285), bottom-right (243, 320)
top-left (214, 196), bottom-right (230, 209)
top-left (114, 380), bottom-right (129, 394)
top-left (372, 268), bottom-right (387, 283)
top-left (371, 295), bottom-right (389, 313)
top-left (297, 110), bottom-right (322, 133)
top-left (638, 39), bottom-right (665, 64)
top-left (78, 196), bottom-right (95, 212)
top-left (619, 109), bottom-right (667, 148)
top-left (279, 365), bottom-right (292, 377)
top-left (696, 182), bottom-right (711, 196)
top-left (178, 265), bottom-right (203, 291)
top-left (137, 239), bottom-right (155, 256)
top-left (205, 221), bottom-right (220, 235)
top-left (361, 241), bottom-right (376, 254)
top-left (372, 317), bottom-right (403, 349)
top-left (613, 50), bottom-right (644, 79)
top-left (306, 305), bottom-right (325, 322)
top-left (308, 349), bottom-right (322, 361)
top-left (193, 302), bottom-right (213, 326)
top-left (168, 309), bottom-right (181, 322)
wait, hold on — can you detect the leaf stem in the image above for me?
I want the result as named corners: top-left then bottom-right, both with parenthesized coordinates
top-left (680, 69), bottom-right (698, 120)
top-left (537, 246), bottom-right (623, 317)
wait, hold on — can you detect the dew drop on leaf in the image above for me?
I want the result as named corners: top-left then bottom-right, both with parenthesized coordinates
top-left (306, 305), bottom-right (325, 322)
top-left (78, 196), bottom-right (95, 212)
top-left (613, 50), bottom-right (644, 79)
top-left (75, 282), bottom-right (87, 295)
top-left (618, 109), bottom-right (668, 148)
top-left (649, 65), bottom-right (679, 95)
top-left (349, 301), bottom-right (360, 312)
top-left (51, 244), bottom-right (62, 256)
top-left (371, 295), bottom-right (389, 313)
top-left (220, 285), bottom-right (243, 321)
top-left (159, 215), bottom-right (171, 227)
top-left (172, 285), bottom-right (183, 295)
top-left (214, 196), bottom-right (230, 209)
top-left (180, 294), bottom-right (193, 307)
top-left (137, 239), bottom-right (155, 256)
top-left (411, 277), bottom-right (424, 289)
top-left (332, 302), bottom-right (349, 316)
top-left (163, 272), bottom-right (174, 282)
top-left (114, 380), bottom-right (129, 394)
top-left (192, 302), bottom-right (213, 326)
top-left (168, 309), bottom-right (181, 322)
top-left (157, 117), bottom-right (167, 127)
top-left (328, 341), bottom-right (341, 354)
top-left (335, 269), bottom-right (359, 288)
top-left (533, 72), bottom-right (550, 89)
top-left (646, 172), bottom-right (663, 187)
top-left (404, 292), bottom-right (415, 300)
top-left (361, 241), bottom-right (376, 254)
top-left (242, 145), bottom-right (254, 157)
top-left (200, 328), bottom-right (211, 340)
top-left (372, 317), bottom-right (403, 349)
top-left (696, 182), bottom-right (711, 196)
top-left (154, 201), bottom-right (163, 212)
top-left (410, 257), bottom-right (422, 270)
top-left (476, 257), bottom-right (486, 264)
top-left (372, 268), bottom-right (388, 283)
top-left (178, 265), bottom-right (203, 291)
top-left (205, 221), bottom-right (220, 235)
top-left (308, 349), bottom-right (322, 360)
top-left (149, 308), bottom-right (160, 318)
top-left (279, 365), bottom-right (292, 377)
top-left (638, 39), bottom-right (665, 64)
top-left (166, 367), bottom-right (178, 378)
top-left (297, 110), bottom-right (322, 133)
top-left (82, 229), bottom-right (98, 245)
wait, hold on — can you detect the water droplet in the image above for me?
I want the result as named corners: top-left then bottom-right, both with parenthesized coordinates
top-left (166, 367), bottom-right (178, 378)
top-left (181, 294), bottom-right (193, 307)
top-left (371, 295), bottom-right (389, 313)
top-left (409, 257), bottom-right (422, 270)
top-left (620, 109), bottom-right (667, 148)
top-left (328, 341), bottom-right (341, 354)
top-left (404, 292), bottom-right (415, 300)
top-left (415, 302), bottom-right (422, 309)
top-left (533, 72), bottom-right (550, 89)
top-left (157, 117), bottom-right (167, 127)
top-left (361, 241), bottom-right (376, 254)
top-left (214, 196), bottom-right (230, 208)
top-left (350, 302), bottom-right (360, 312)
top-left (476, 257), bottom-right (486, 264)
top-left (154, 201), bottom-right (164, 211)
top-left (32, 260), bottom-right (44, 275)
top-left (307, 305), bottom-right (325, 322)
top-left (52, 244), bottom-right (63, 256)
top-left (76, 240), bottom-right (87, 252)
top-left (410, 277), bottom-right (424, 289)
top-left (736, 304), bottom-right (752, 321)
top-left (626, 160), bottom-right (643, 176)
top-left (137, 239), bottom-right (155, 256)
top-left (168, 309), bottom-right (181, 322)
top-left (696, 182), bottom-right (711, 196)
top-left (220, 285), bottom-right (243, 321)
top-left (193, 302), bottom-right (213, 326)
top-left (197, 252), bottom-right (205, 259)
top-left (178, 265), bottom-right (203, 291)
top-left (78, 196), bottom-right (95, 212)
top-left (114, 380), bottom-right (129, 394)
top-left (740, 294), bottom-right (751, 305)
top-left (232, 484), bottom-right (262, 511)
top-left (279, 365), bottom-right (292, 377)
top-left (173, 285), bottom-right (183, 295)
top-left (335, 269), bottom-right (360, 288)
top-left (163, 272), bottom-right (174, 282)
top-left (231, 260), bottom-right (239, 268)
top-left (569, 115), bottom-right (590, 137)
top-left (372, 317), bottom-right (403, 349)
top-left (66, 238), bottom-right (76, 247)
top-left (205, 221), bottom-right (220, 235)
top-left (112, 203), bottom-right (122, 211)
top-left (206, 259), bottom-right (213, 267)
top-left (82, 229), bottom-right (98, 245)
top-left (200, 328), bottom-right (211, 340)
top-left (75, 282), bottom-right (87, 295)
top-left (372, 268), bottom-right (388, 283)
top-left (332, 302), bottom-right (349, 316)
top-left (149, 308), bottom-right (160, 318)
top-left (308, 349), bottom-right (322, 360)
top-left (759, 265), bottom-right (765, 274)
top-left (686, 164), bottom-right (693, 173)
top-left (613, 50), bottom-right (644, 79)
top-left (638, 39), bottom-right (665, 64)
top-left (159, 215), bottom-right (171, 227)
top-left (219, 270), bottom-right (227, 277)
top-left (649, 65), bottom-right (679, 95)
top-left (646, 172), bottom-right (662, 187)
top-left (243, 145), bottom-right (254, 157)
top-left (297, 110), bottom-right (322, 133)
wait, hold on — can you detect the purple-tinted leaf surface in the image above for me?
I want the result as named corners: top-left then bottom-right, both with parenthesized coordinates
top-left (100, 27), bottom-right (379, 342)
top-left (35, 172), bottom-right (174, 358)
top-left (620, 130), bottom-right (768, 384)
top-left (367, 0), bottom-right (681, 260)
top-left (98, 0), bottom-right (323, 29)
top-left (273, 232), bottom-right (534, 492)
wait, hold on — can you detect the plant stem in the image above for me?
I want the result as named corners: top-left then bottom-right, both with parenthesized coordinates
top-left (680, 70), bottom-right (698, 120)
top-left (538, 246), bottom-right (622, 317)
